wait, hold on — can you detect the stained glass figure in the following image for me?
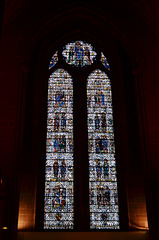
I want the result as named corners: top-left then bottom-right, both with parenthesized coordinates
top-left (100, 52), bottom-right (110, 70)
top-left (49, 51), bottom-right (58, 69)
top-left (87, 69), bottom-right (120, 229)
top-left (62, 41), bottom-right (97, 67)
top-left (44, 69), bottom-right (74, 229)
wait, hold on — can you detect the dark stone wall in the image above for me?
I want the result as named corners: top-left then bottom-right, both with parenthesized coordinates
top-left (0, 0), bottom-right (159, 239)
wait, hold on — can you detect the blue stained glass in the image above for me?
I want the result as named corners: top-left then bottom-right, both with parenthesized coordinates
top-left (49, 51), bottom-right (58, 69)
top-left (87, 69), bottom-right (120, 229)
top-left (44, 69), bottom-right (74, 229)
top-left (62, 41), bottom-right (97, 67)
top-left (45, 43), bottom-right (119, 230)
top-left (100, 52), bottom-right (110, 70)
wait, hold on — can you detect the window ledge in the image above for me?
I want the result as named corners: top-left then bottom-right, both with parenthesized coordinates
top-left (17, 231), bottom-right (149, 240)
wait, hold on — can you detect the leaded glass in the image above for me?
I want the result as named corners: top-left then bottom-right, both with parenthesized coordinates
top-left (100, 52), bottom-right (110, 70)
top-left (49, 51), bottom-right (58, 69)
top-left (62, 41), bottom-right (97, 67)
top-left (87, 69), bottom-right (120, 229)
top-left (44, 69), bottom-right (74, 229)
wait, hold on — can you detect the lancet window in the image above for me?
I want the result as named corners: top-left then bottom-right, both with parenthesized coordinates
top-left (44, 41), bottom-right (120, 230)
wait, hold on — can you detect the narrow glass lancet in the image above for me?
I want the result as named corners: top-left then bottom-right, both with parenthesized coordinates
top-left (87, 69), bottom-right (120, 229)
top-left (100, 52), bottom-right (110, 70)
top-left (62, 41), bottom-right (97, 67)
top-left (44, 69), bottom-right (74, 229)
top-left (49, 51), bottom-right (58, 69)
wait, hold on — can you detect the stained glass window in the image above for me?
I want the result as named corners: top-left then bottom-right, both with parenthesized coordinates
top-left (44, 42), bottom-right (120, 230)
top-left (49, 51), bottom-right (58, 69)
top-left (62, 41), bottom-right (97, 67)
top-left (100, 52), bottom-right (110, 70)
top-left (87, 69), bottom-right (120, 229)
top-left (44, 69), bottom-right (74, 229)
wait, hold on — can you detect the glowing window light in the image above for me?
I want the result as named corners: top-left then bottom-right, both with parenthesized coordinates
top-left (87, 69), bottom-right (120, 229)
top-left (44, 69), bottom-right (74, 229)
top-left (49, 51), bottom-right (58, 69)
top-left (62, 41), bottom-right (97, 67)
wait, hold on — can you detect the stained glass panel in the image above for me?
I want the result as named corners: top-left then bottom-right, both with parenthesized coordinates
top-left (62, 41), bottom-right (97, 67)
top-left (44, 69), bottom-right (74, 229)
top-left (49, 51), bottom-right (58, 69)
top-left (100, 52), bottom-right (110, 70)
top-left (87, 69), bottom-right (120, 229)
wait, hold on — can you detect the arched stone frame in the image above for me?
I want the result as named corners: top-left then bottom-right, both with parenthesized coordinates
top-left (18, 35), bottom-right (128, 232)
top-left (44, 42), bottom-right (121, 230)
top-left (16, 6), bottom-right (148, 233)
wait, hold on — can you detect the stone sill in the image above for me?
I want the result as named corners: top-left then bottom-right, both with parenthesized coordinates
top-left (17, 231), bottom-right (149, 240)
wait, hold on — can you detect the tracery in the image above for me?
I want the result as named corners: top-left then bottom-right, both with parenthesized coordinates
top-left (44, 41), bottom-right (120, 230)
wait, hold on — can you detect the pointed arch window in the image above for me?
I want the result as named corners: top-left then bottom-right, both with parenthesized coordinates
top-left (44, 69), bottom-right (74, 229)
top-left (44, 41), bottom-right (120, 230)
top-left (87, 70), bottom-right (119, 229)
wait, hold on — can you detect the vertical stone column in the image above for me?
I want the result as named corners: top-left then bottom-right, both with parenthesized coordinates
top-left (126, 65), bottom-right (149, 231)
top-left (17, 61), bottom-right (37, 232)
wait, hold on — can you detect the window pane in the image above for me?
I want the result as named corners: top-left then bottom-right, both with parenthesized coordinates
top-left (49, 51), bottom-right (58, 69)
top-left (100, 52), bottom-right (110, 70)
top-left (87, 69), bottom-right (120, 229)
top-left (44, 69), bottom-right (74, 229)
top-left (62, 41), bottom-right (97, 67)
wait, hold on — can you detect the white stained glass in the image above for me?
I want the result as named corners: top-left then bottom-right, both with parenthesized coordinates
top-left (87, 69), bottom-right (120, 229)
top-left (62, 41), bottom-right (97, 67)
top-left (44, 69), bottom-right (74, 229)
top-left (49, 51), bottom-right (58, 69)
top-left (100, 52), bottom-right (110, 70)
